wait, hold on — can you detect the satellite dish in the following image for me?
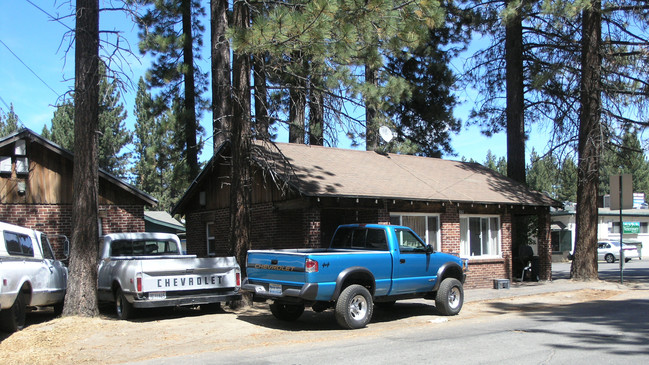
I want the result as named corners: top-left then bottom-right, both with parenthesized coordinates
top-left (379, 126), bottom-right (394, 143)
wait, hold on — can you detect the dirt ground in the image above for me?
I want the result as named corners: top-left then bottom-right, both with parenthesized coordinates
top-left (0, 288), bottom-right (635, 364)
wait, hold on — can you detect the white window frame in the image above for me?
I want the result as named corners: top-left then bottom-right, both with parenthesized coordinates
top-left (206, 222), bottom-right (216, 256)
top-left (459, 214), bottom-right (502, 259)
top-left (390, 213), bottom-right (441, 252)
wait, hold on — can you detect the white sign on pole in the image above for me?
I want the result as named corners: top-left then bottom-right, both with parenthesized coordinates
top-left (610, 174), bottom-right (633, 210)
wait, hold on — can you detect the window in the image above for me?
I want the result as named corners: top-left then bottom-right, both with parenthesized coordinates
top-left (206, 222), bottom-right (216, 256)
top-left (4, 231), bottom-right (34, 257)
top-left (41, 234), bottom-right (55, 260)
top-left (641, 222), bottom-right (648, 234)
top-left (110, 239), bottom-right (179, 256)
top-left (460, 216), bottom-right (501, 258)
top-left (330, 227), bottom-right (388, 251)
top-left (390, 214), bottom-right (440, 251)
top-left (394, 228), bottom-right (427, 253)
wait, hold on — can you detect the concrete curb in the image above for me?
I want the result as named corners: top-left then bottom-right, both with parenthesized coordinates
top-left (465, 278), bottom-right (639, 303)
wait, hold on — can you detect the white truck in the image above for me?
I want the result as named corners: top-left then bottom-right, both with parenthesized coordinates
top-left (97, 232), bottom-right (241, 319)
top-left (0, 222), bottom-right (68, 332)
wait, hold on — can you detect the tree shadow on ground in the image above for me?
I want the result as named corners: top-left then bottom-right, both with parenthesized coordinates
top-left (235, 300), bottom-right (444, 331)
top-left (484, 298), bottom-right (649, 356)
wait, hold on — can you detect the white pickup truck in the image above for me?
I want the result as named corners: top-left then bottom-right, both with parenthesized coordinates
top-left (97, 232), bottom-right (241, 319)
top-left (0, 222), bottom-right (68, 332)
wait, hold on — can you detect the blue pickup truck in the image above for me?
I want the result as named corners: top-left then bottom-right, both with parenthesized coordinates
top-left (242, 224), bottom-right (468, 329)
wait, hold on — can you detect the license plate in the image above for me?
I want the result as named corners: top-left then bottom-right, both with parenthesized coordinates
top-left (148, 292), bottom-right (166, 300)
top-left (269, 283), bottom-right (282, 295)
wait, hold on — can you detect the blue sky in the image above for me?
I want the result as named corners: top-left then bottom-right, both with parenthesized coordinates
top-left (0, 1), bottom-right (550, 165)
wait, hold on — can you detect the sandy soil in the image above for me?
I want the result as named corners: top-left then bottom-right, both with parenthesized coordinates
top-left (0, 288), bottom-right (631, 364)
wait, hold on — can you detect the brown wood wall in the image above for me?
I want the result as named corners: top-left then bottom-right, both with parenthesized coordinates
top-left (0, 139), bottom-right (148, 206)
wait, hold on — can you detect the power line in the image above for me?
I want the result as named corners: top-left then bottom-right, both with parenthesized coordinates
top-left (0, 39), bottom-right (60, 97)
top-left (25, 0), bottom-right (74, 32)
top-left (0, 95), bottom-right (28, 130)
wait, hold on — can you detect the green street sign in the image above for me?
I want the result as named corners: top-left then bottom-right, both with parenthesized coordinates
top-left (623, 222), bottom-right (640, 234)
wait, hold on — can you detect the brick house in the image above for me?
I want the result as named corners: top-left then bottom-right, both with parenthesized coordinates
top-left (0, 129), bottom-right (157, 256)
top-left (172, 141), bottom-right (560, 288)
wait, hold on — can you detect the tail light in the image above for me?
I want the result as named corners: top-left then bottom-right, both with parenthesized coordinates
top-left (236, 272), bottom-right (241, 287)
top-left (305, 258), bottom-right (318, 273)
top-left (136, 274), bottom-right (142, 292)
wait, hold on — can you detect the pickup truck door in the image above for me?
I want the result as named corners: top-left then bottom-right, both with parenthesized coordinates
top-left (391, 228), bottom-right (437, 295)
top-left (39, 234), bottom-right (67, 303)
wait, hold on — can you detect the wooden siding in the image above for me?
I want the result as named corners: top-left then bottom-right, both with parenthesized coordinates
top-left (193, 159), bottom-right (299, 211)
top-left (0, 138), bottom-right (149, 206)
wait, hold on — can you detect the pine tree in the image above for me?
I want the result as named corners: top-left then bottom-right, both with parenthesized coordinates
top-left (384, 2), bottom-right (470, 157)
top-left (231, 0), bottom-right (445, 148)
top-left (64, 0), bottom-right (100, 318)
top-left (137, 0), bottom-right (206, 181)
top-left (133, 78), bottom-right (182, 211)
top-left (484, 150), bottom-right (508, 175)
top-left (599, 129), bottom-right (649, 198)
top-left (44, 64), bottom-right (131, 178)
top-left (0, 104), bottom-right (20, 137)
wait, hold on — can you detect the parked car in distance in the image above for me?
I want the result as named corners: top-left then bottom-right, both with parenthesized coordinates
top-left (598, 241), bottom-right (639, 263)
top-left (0, 222), bottom-right (68, 332)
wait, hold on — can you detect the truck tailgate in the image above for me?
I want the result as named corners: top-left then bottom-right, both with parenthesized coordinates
top-left (246, 250), bottom-right (313, 284)
top-left (139, 256), bottom-right (239, 292)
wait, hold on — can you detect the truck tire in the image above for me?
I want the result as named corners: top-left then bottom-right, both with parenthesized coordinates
top-left (435, 278), bottom-right (464, 316)
top-left (335, 284), bottom-right (373, 329)
top-left (269, 302), bottom-right (304, 321)
top-left (0, 292), bottom-right (26, 332)
top-left (115, 288), bottom-right (135, 320)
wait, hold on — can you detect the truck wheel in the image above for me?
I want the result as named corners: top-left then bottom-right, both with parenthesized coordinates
top-left (0, 293), bottom-right (26, 332)
top-left (269, 302), bottom-right (304, 321)
top-left (335, 284), bottom-right (373, 329)
top-left (115, 288), bottom-right (134, 320)
top-left (435, 278), bottom-right (464, 316)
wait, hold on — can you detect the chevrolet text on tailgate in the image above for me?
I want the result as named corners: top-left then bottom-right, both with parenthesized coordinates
top-left (97, 232), bottom-right (241, 319)
top-left (242, 224), bottom-right (468, 329)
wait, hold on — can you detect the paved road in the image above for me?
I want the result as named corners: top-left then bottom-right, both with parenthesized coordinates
top-left (552, 257), bottom-right (649, 282)
top-left (129, 288), bottom-right (649, 365)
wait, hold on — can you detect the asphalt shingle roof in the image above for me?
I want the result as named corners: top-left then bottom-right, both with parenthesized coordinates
top-left (253, 141), bottom-right (559, 207)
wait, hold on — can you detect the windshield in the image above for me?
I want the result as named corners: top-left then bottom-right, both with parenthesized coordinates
top-left (110, 239), bottom-right (180, 256)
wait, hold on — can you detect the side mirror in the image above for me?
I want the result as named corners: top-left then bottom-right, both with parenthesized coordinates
top-left (425, 245), bottom-right (435, 254)
top-left (62, 237), bottom-right (70, 258)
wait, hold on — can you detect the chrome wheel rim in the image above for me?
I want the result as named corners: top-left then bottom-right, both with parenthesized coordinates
top-left (349, 295), bottom-right (368, 320)
top-left (448, 287), bottom-right (461, 309)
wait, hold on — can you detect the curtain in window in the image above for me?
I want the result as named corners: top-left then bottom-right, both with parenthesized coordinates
top-left (403, 216), bottom-right (426, 243)
top-left (428, 216), bottom-right (439, 250)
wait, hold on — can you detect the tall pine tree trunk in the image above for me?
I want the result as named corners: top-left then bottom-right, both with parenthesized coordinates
top-left (505, 0), bottom-right (526, 184)
top-left (211, 0), bottom-right (231, 151)
top-left (230, 0), bottom-right (252, 274)
top-left (253, 53), bottom-right (270, 139)
top-left (64, 0), bottom-right (100, 317)
top-left (572, 0), bottom-right (601, 280)
top-left (181, 0), bottom-right (199, 179)
top-left (505, 0), bottom-right (528, 279)
top-left (365, 64), bottom-right (378, 150)
top-left (288, 53), bottom-right (306, 144)
top-left (309, 75), bottom-right (324, 146)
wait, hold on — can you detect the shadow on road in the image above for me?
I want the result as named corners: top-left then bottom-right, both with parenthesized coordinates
top-left (235, 300), bottom-right (446, 331)
top-left (484, 298), bottom-right (649, 357)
